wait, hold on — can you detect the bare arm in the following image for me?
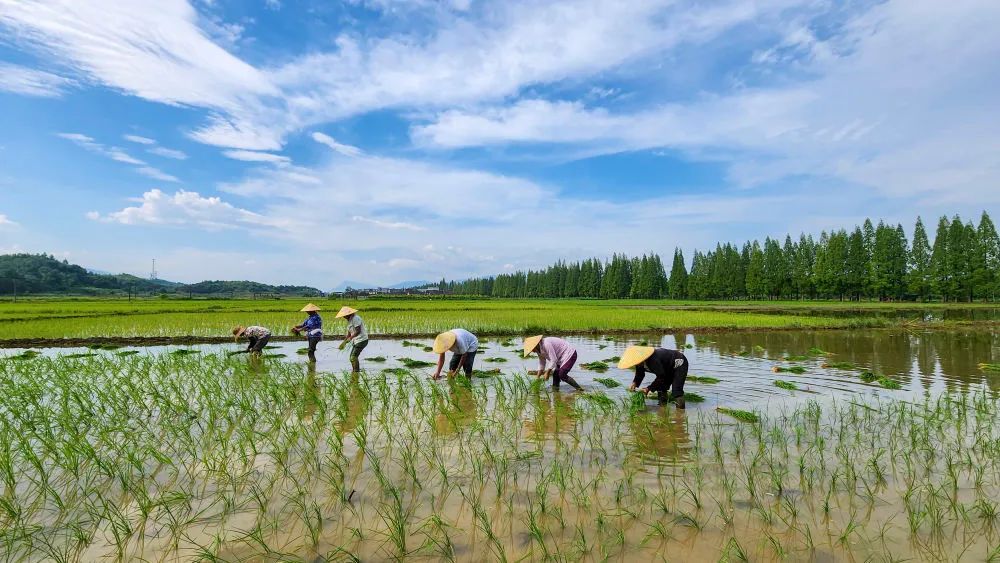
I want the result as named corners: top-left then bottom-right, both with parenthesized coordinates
top-left (432, 353), bottom-right (445, 379)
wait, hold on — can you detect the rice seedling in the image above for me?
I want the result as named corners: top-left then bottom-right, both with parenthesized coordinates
top-left (367, 356), bottom-right (387, 362)
top-left (877, 376), bottom-right (902, 390)
top-left (63, 352), bottom-right (97, 358)
top-left (580, 361), bottom-right (610, 372)
top-left (398, 357), bottom-right (435, 368)
top-left (978, 363), bottom-right (1000, 373)
top-left (170, 348), bottom-right (200, 355)
top-left (688, 375), bottom-right (721, 384)
top-left (594, 377), bottom-right (621, 388)
top-left (784, 354), bottom-right (810, 361)
top-left (859, 370), bottom-right (879, 383)
top-left (603, 356), bottom-right (621, 363)
top-left (483, 357), bottom-right (507, 363)
top-left (681, 392), bottom-right (705, 403)
top-left (823, 361), bottom-right (857, 370)
top-left (471, 368), bottom-right (501, 378)
top-left (0, 333), bottom-right (996, 562)
top-left (773, 365), bottom-right (807, 374)
top-left (717, 407), bottom-right (760, 423)
top-left (774, 380), bottom-right (798, 391)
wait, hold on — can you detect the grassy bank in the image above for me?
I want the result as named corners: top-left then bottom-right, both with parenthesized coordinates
top-left (0, 298), bottom-right (940, 341)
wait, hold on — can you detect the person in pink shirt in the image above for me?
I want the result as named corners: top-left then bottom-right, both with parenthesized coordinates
top-left (523, 335), bottom-right (583, 391)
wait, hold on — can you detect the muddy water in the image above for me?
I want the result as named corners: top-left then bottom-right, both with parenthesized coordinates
top-left (5, 329), bottom-right (1000, 561)
top-left (10, 328), bottom-right (998, 403)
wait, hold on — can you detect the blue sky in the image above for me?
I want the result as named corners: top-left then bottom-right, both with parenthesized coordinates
top-left (1, 0), bottom-right (998, 289)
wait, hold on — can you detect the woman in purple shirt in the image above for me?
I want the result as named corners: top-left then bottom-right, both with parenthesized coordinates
top-left (524, 335), bottom-right (583, 390)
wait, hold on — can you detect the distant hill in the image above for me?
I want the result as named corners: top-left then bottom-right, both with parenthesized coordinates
top-left (181, 280), bottom-right (323, 296)
top-left (0, 253), bottom-right (322, 297)
top-left (0, 254), bottom-right (176, 295)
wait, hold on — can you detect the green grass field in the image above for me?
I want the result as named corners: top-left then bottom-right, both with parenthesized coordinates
top-left (0, 297), bottom-right (996, 342)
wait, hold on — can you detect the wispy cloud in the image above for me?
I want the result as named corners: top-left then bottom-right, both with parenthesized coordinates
top-left (222, 149), bottom-right (291, 164)
top-left (147, 146), bottom-right (188, 160)
top-left (311, 132), bottom-right (363, 157)
top-left (0, 214), bottom-right (18, 227)
top-left (58, 132), bottom-right (179, 182)
top-left (0, 61), bottom-right (75, 97)
top-left (123, 134), bottom-right (156, 145)
top-left (351, 215), bottom-right (424, 231)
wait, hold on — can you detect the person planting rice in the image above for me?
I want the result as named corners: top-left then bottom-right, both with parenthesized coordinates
top-left (291, 303), bottom-right (323, 362)
top-left (232, 325), bottom-right (271, 356)
top-left (523, 335), bottom-right (583, 391)
top-left (619, 345), bottom-right (689, 408)
top-left (336, 306), bottom-right (368, 373)
top-left (431, 328), bottom-right (478, 380)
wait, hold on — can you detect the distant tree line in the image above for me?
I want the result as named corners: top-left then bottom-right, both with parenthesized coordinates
top-left (440, 212), bottom-right (1000, 301)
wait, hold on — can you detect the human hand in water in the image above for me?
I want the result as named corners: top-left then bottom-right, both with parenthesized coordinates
top-left (628, 383), bottom-right (637, 392)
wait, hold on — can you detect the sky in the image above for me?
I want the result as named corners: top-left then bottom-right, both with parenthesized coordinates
top-left (0, 0), bottom-right (998, 290)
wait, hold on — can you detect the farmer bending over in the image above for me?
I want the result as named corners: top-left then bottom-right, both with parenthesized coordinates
top-left (232, 325), bottom-right (271, 356)
top-left (524, 335), bottom-right (583, 391)
top-left (431, 328), bottom-right (478, 380)
top-left (336, 306), bottom-right (368, 373)
top-left (620, 346), bottom-right (689, 408)
top-left (292, 303), bottom-right (323, 362)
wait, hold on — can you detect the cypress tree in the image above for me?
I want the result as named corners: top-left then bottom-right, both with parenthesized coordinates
top-left (930, 216), bottom-right (951, 300)
top-left (668, 248), bottom-right (688, 299)
top-left (976, 211), bottom-right (1000, 300)
top-left (908, 217), bottom-right (932, 300)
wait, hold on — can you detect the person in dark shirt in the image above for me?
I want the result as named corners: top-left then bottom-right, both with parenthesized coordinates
top-left (618, 345), bottom-right (689, 408)
top-left (292, 303), bottom-right (323, 362)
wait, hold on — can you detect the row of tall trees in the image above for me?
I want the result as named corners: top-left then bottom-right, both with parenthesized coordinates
top-left (440, 212), bottom-right (1000, 301)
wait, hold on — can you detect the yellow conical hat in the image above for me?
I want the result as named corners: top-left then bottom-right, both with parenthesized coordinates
top-left (300, 303), bottom-right (321, 312)
top-left (335, 306), bottom-right (358, 318)
top-left (232, 325), bottom-right (245, 341)
top-left (618, 346), bottom-right (655, 369)
top-left (432, 331), bottom-right (457, 354)
top-left (523, 335), bottom-right (543, 357)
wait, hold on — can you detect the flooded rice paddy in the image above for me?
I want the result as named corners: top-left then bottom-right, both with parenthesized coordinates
top-left (2, 330), bottom-right (999, 561)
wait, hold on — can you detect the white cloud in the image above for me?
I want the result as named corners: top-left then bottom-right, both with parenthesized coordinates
top-left (222, 149), bottom-right (291, 164)
top-left (352, 215), bottom-right (424, 231)
top-left (0, 214), bottom-right (17, 227)
top-left (135, 167), bottom-right (180, 182)
top-left (413, 0), bottom-right (1000, 202)
top-left (88, 188), bottom-right (277, 230)
top-left (147, 146), bottom-right (189, 160)
top-left (123, 134), bottom-right (156, 145)
top-left (0, 61), bottom-right (75, 97)
top-left (58, 132), bottom-right (180, 182)
top-left (311, 132), bottom-right (363, 157)
top-left (0, 0), bottom-right (818, 150)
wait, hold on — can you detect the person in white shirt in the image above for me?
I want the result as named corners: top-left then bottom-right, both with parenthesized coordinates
top-left (336, 306), bottom-right (368, 373)
top-left (431, 328), bottom-right (479, 379)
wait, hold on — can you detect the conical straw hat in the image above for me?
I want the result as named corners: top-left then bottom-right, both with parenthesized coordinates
top-left (618, 346), bottom-right (655, 369)
top-left (232, 325), bottom-right (245, 341)
top-left (335, 306), bottom-right (358, 318)
top-left (433, 331), bottom-right (457, 354)
top-left (523, 335), bottom-right (543, 357)
top-left (300, 303), bottom-right (321, 312)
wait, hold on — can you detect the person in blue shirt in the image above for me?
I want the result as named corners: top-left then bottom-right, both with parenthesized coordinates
top-left (292, 303), bottom-right (323, 362)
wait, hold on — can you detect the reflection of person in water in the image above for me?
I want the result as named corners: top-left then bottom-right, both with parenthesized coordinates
top-left (433, 379), bottom-right (480, 435)
top-left (335, 373), bottom-right (369, 436)
top-left (524, 391), bottom-right (579, 439)
top-left (629, 407), bottom-right (692, 463)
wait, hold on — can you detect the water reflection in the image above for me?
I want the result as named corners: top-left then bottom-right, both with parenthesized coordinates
top-left (433, 379), bottom-right (480, 435)
top-left (524, 391), bottom-right (580, 440)
top-left (627, 408), bottom-right (692, 468)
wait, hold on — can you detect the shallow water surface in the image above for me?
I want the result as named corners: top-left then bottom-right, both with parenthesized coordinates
top-left (2, 329), bottom-right (999, 561)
